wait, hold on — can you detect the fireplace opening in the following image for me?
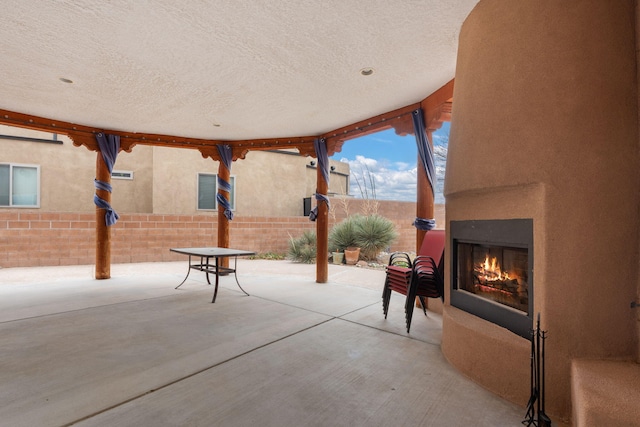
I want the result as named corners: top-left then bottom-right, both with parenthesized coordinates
top-left (457, 243), bottom-right (529, 312)
top-left (451, 219), bottom-right (533, 338)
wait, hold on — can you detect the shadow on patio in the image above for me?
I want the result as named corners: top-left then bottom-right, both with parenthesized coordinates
top-left (0, 260), bottom-right (523, 426)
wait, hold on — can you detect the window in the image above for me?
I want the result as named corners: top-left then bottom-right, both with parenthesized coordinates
top-left (0, 163), bottom-right (40, 207)
top-left (197, 173), bottom-right (235, 211)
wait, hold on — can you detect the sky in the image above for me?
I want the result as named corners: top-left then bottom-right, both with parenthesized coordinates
top-left (331, 121), bottom-right (449, 204)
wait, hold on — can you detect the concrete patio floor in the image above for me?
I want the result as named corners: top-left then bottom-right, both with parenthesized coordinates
top-left (0, 260), bottom-right (525, 426)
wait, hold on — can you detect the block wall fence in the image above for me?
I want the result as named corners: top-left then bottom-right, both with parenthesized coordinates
top-left (0, 199), bottom-right (445, 268)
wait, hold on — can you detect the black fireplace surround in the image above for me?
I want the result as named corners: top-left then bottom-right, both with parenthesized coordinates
top-left (450, 219), bottom-right (534, 338)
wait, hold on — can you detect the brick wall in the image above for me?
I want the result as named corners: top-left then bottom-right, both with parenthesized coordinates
top-left (0, 199), bottom-right (444, 268)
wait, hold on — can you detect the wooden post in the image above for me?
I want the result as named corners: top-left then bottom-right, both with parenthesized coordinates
top-left (95, 152), bottom-right (111, 279)
top-left (416, 130), bottom-right (435, 250)
top-left (415, 130), bottom-right (435, 309)
top-left (316, 165), bottom-right (328, 283)
top-left (217, 161), bottom-right (230, 268)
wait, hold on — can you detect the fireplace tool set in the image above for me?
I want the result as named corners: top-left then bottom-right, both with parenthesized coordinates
top-left (522, 313), bottom-right (551, 427)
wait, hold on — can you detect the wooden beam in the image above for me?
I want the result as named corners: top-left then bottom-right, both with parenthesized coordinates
top-left (421, 79), bottom-right (454, 132)
top-left (321, 103), bottom-right (420, 155)
top-left (0, 85), bottom-right (450, 160)
top-left (0, 108), bottom-right (317, 155)
top-left (1, 80), bottom-right (453, 157)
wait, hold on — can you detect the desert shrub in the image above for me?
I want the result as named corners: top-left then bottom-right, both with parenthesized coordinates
top-left (354, 214), bottom-right (398, 261)
top-left (287, 231), bottom-right (317, 264)
top-left (328, 214), bottom-right (363, 253)
top-left (329, 214), bottom-right (398, 261)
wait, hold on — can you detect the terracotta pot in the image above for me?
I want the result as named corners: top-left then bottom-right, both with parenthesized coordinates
top-left (344, 247), bottom-right (360, 265)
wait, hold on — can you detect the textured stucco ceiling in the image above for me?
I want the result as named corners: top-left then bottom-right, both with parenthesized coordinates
top-left (0, 1), bottom-right (479, 141)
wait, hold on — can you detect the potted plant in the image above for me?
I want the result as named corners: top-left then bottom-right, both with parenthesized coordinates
top-left (344, 246), bottom-right (360, 265)
top-left (329, 214), bottom-right (398, 264)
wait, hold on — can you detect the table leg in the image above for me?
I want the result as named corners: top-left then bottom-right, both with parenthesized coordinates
top-left (203, 256), bottom-right (212, 285)
top-left (175, 255), bottom-right (193, 289)
top-left (211, 256), bottom-right (220, 303)
top-left (233, 255), bottom-right (250, 296)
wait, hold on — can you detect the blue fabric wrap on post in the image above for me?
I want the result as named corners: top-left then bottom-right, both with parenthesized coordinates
top-left (216, 144), bottom-right (234, 220)
top-left (412, 109), bottom-right (436, 231)
top-left (413, 217), bottom-right (436, 231)
top-left (309, 138), bottom-right (330, 222)
top-left (94, 133), bottom-right (120, 227)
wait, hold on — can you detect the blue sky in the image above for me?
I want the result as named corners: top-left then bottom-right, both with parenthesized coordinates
top-left (332, 122), bottom-right (449, 204)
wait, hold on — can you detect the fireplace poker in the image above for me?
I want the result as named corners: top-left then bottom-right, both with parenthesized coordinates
top-left (523, 313), bottom-right (553, 426)
top-left (522, 316), bottom-right (538, 426)
top-left (539, 329), bottom-right (552, 427)
top-left (536, 314), bottom-right (542, 424)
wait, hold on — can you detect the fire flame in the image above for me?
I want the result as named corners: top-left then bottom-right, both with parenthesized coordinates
top-left (475, 255), bottom-right (511, 282)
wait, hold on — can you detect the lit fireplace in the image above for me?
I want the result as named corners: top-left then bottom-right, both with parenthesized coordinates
top-left (461, 245), bottom-right (528, 312)
top-left (450, 219), bottom-right (533, 338)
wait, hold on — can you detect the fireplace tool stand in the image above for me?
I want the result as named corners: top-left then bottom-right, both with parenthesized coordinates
top-left (523, 313), bottom-right (551, 427)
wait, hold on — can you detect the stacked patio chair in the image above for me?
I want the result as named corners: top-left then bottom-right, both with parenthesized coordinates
top-left (382, 229), bottom-right (445, 333)
top-left (405, 246), bottom-right (445, 332)
top-left (382, 251), bottom-right (414, 319)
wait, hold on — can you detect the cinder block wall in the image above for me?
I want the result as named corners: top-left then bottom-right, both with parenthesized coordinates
top-left (0, 212), bottom-right (313, 267)
top-left (0, 200), bottom-right (443, 268)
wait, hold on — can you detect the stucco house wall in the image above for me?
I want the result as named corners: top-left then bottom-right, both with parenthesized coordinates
top-left (111, 145), bottom-right (155, 213)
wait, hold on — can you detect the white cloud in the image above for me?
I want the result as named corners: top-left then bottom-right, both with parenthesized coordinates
top-left (394, 161), bottom-right (411, 171)
top-left (353, 155), bottom-right (378, 167)
top-left (343, 154), bottom-right (446, 204)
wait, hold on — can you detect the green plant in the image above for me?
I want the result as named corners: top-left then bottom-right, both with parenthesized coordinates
top-left (328, 215), bottom-right (363, 253)
top-left (248, 252), bottom-right (286, 260)
top-left (287, 231), bottom-right (317, 264)
top-left (329, 214), bottom-right (397, 261)
top-left (354, 214), bottom-right (398, 260)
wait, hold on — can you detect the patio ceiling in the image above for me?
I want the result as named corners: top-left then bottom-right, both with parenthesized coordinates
top-left (0, 1), bottom-right (477, 156)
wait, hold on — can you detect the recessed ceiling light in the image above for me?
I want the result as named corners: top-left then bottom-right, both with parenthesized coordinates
top-left (360, 68), bottom-right (374, 76)
top-left (59, 77), bottom-right (73, 84)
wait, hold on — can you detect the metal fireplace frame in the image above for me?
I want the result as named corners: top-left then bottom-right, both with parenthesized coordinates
top-left (450, 219), bottom-right (534, 338)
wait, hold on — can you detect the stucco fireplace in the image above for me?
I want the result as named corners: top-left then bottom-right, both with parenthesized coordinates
top-left (450, 219), bottom-right (533, 339)
top-left (441, 1), bottom-right (638, 421)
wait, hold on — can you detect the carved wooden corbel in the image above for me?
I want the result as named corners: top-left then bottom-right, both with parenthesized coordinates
top-left (198, 146), bottom-right (221, 162)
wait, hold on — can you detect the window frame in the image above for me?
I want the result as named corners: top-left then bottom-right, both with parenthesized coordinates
top-left (0, 162), bottom-right (41, 208)
top-left (197, 173), bottom-right (236, 212)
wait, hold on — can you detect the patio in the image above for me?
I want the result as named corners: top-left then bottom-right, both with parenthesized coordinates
top-left (0, 260), bottom-right (524, 426)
